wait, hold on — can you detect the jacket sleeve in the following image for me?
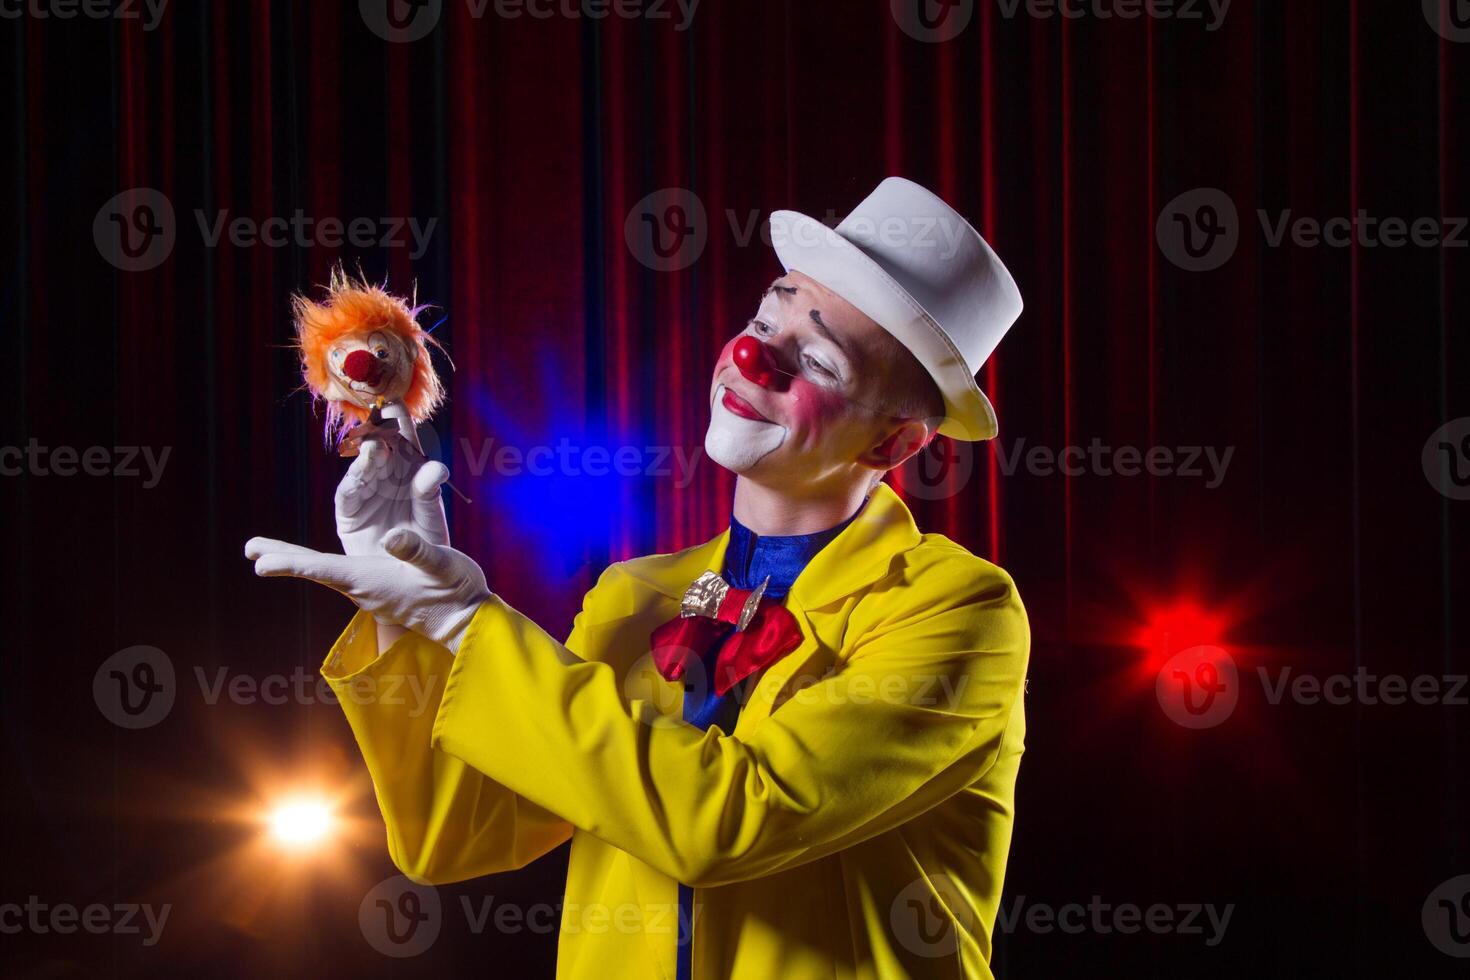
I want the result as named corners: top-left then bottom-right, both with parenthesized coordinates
top-left (429, 560), bottom-right (1029, 888)
top-left (322, 609), bottom-right (573, 884)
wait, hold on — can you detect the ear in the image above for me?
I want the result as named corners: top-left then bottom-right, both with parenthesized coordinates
top-left (857, 418), bottom-right (936, 473)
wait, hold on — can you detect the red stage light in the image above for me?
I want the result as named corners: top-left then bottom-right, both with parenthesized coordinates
top-left (1133, 599), bottom-right (1229, 672)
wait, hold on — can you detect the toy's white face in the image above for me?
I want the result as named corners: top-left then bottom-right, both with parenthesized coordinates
top-left (324, 329), bottom-right (416, 409)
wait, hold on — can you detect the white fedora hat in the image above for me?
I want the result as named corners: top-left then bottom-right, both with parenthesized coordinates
top-left (769, 177), bottom-right (1022, 441)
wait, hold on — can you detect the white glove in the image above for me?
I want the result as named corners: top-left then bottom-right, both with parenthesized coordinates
top-left (336, 435), bottom-right (450, 557)
top-left (245, 528), bottom-right (490, 652)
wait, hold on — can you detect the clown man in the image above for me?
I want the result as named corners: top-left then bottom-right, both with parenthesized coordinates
top-left (247, 177), bottom-right (1029, 979)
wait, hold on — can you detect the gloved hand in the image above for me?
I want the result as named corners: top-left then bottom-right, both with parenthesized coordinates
top-left (245, 528), bottom-right (490, 653)
top-left (336, 435), bottom-right (450, 557)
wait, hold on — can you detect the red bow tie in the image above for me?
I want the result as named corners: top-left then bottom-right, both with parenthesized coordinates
top-left (649, 571), bottom-right (804, 696)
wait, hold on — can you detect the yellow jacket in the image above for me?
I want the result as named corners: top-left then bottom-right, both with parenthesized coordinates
top-left (323, 483), bottom-right (1029, 978)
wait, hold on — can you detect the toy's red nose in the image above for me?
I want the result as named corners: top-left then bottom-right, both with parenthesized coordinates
top-left (732, 336), bottom-right (777, 388)
top-left (342, 349), bottom-right (380, 384)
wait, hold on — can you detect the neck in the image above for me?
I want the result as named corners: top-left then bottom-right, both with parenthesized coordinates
top-left (731, 475), bottom-right (875, 536)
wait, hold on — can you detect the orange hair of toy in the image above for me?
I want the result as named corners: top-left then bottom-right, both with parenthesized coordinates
top-left (292, 265), bottom-right (445, 443)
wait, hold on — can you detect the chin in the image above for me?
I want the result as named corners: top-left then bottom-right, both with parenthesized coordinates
top-left (704, 395), bottom-right (787, 474)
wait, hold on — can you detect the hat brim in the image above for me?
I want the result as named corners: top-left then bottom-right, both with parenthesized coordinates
top-left (769, 210), bottom-right (998, 442)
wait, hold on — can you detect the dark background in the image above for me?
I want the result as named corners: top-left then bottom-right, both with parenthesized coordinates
top-left (2, 0), bottom-right (1467, 976)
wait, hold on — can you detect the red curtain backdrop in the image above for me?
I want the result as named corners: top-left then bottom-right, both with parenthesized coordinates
top-left (3, 1), bottom-right (1467, 976)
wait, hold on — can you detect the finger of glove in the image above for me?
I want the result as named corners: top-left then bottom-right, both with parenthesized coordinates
top-left (383, 528), bottom-right (455, 579)
top-left (336, 440), bottom-right (382, 517)
top-left (252, 548), bottom-right (356, 590)
top-left (244, 536), bottom-right (321, 560)
top-left (411, 461), bottom-right (449, 498)
top-left (410, 463), bottom-right (451, 542)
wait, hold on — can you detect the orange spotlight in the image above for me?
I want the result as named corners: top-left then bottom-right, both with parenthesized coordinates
top-left (267, 798), bottom-right (334, 849)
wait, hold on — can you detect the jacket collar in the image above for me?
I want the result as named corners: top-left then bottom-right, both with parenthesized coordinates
top-left (620, 483), bottom-right (921, 610)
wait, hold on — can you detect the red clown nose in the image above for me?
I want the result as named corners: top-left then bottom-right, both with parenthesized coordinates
top-left (342, 349), bottom-right (381, 385)
top-left (732, 336), bottom-right (777, 388)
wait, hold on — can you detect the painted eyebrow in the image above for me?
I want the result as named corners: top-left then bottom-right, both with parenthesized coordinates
top-left (758, 281), bottom-right (855, 365)
top-left (807, 309), bottom-right (855, 361)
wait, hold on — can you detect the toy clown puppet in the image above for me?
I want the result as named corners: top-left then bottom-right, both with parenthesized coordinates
top-left (246, 177), bottom-right (1028, 979)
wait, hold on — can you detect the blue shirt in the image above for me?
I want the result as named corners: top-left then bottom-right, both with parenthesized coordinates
top-left (674, 504), bottom-right (862, 980)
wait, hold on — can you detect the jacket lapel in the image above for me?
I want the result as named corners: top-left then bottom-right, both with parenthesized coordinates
top-left (617, 530), bottom-right (731, 605)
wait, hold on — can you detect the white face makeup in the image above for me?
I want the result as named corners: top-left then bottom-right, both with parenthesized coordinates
top-left (702, 271), bottom-right (938, 497)
top-left (325, 329), bottom-right (416, 409)
top-left (704, 383), bottom-right (788, 472)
